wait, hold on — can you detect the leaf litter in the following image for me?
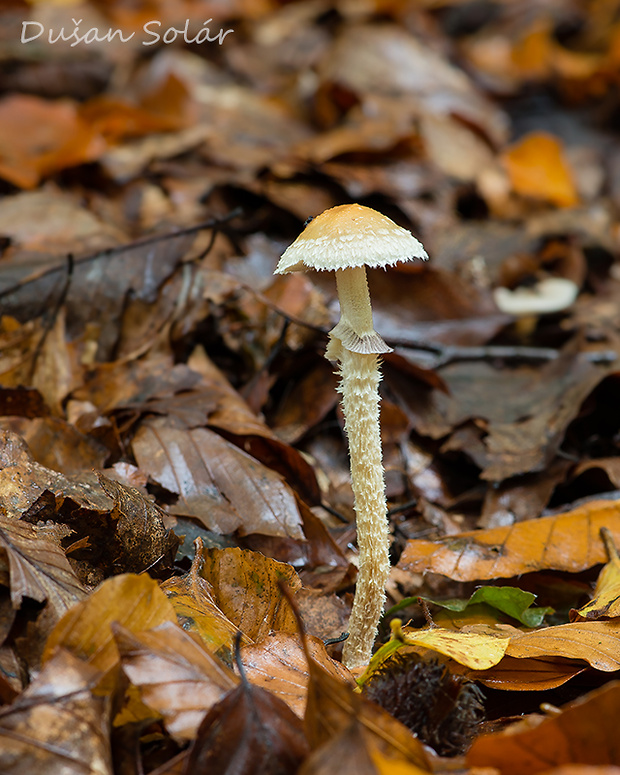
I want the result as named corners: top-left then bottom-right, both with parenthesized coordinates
top-left (2, 0), bottom-right (620, 772)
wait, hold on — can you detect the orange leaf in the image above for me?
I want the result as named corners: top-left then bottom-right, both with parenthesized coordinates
top-left (467, 681), bottom-right (620, 773)
top-left (506, 619), bottom-right (620, 671)
top-left (399, 499), bottom-right (620, 582)
top-left (0, 95), bottom-right (105, 189)
top-left (502, 131), bottom-right (578, 207)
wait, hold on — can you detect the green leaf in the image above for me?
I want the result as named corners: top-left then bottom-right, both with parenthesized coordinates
top-left (423, 586), bottom-right (553, 628)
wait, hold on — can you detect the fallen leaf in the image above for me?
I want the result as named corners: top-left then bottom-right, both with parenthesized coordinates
top-left (0, 648), bottom-right (112, 774)
top-left (399, 499), bottom-right (620, 582)
top-left (132, 418), bottom-right (305, 539)
top-left (299, 719), bottom-right (380, 775)
top-left (424, 586), bottom-right (553, 628)
top-left (502, 131), bottom-right (579, 207)
top-left (464, 655), bottom-right (586, 691)
top-left (240, 632), bottom-right (354, 718)
top-left (0, 94), bottom-right (106, 189)
top-left (506, 619), bottom-right (620, 670)
top-left (572, 527), bottom-right (620, 621)
top-left (161, 538), bottom-right (238, 659)
top-left (0, 513), bottom-right (86, 619)
top-left (467, 681), bottom-right (620, 773)
top-left (199, 547), bottom-right (301, 641)
top-left (114, 620), bottom-right (237, 741)
top-left (185, 650), bottom-right (308, 775)
top-left (43, 573), bottom-right (177, 674)
top-left (303, 624), bottom-right (430, 771)
top-left (361, 620), bottom-right (509, 678)
top-left (95, 472), bottom-right (178, 574)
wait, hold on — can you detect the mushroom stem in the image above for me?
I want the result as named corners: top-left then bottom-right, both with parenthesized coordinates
top-left (332, 339), bottom-right (390, 669)
top-left (335, 267), bottom-right (375, 339)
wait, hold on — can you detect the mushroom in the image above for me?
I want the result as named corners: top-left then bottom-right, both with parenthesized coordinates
top-left (275, 203), bottom-right (428, 668)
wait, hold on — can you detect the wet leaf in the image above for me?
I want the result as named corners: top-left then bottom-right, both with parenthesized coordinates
top-left (399, 499), bottom-right (620, 582)
top-left (132, 418), bottom-right (304, 539)
top-left (161, 538), bottom-right (238, 659)
top-left (199, 547), bottom-right (301, 642)
top-left (0, 648), bottom-right (112, 774)
top-left (114, 620), bottom-right (237, 741)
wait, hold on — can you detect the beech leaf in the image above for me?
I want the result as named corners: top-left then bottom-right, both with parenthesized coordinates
top-left (114, 620), bottom-right (237, 741)
top-left (399, 499), bottom-right (620, 582)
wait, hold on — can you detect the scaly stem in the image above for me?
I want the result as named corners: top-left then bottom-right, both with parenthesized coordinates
top-left (336, 344), bottom-right (390, 669)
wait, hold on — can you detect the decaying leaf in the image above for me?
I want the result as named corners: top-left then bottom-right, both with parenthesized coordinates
top-left (161, 538), bottom-right (239, 659)
top-left (0, 648), bottom-right (112, 774)
top-left (132, 418), bottom-right (305, 539)
top-left (0, 513), bottom-right (86, 619)
top-left (199, 547), bottom-right (302, 642)
top-left (184, 641), bottom-right (308, 775)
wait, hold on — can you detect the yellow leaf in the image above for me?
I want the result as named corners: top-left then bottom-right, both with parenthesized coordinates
top-left (572, 528), bottom-right (620, 621)
top-left (43, 573), bottom-right (177, 673)
top-left (161, 538), bottom-right (239, 658)
top-left (398, 620), bottom-right (509, 670)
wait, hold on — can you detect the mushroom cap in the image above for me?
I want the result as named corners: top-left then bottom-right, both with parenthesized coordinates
top-left (275, 203), bottom-right (428, 273)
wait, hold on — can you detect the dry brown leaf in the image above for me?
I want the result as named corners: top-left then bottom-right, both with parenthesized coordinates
top-left (0, 514), bottom-right (86, 619)
top-left (185, 659), bottom-right (309, 775)
top-left (0, 416), bottom-right (107, 475)
top-left (132, 418), bottom-right (304, 539)
top-left (304, 632), bottom-right (431, 772)
top-left (43, 573), bottom-right (177, 674)
top-left (467, 681), bottom-right (620, 773)
top-left (114, 620), bottom-right (237, 741)
top-left (240, 632), bottom-right (354, 718)
top-left (95, 471), bottom-right (178, 574)
top-left (399, 499), bottom-right (620, 581)
top-left (199, 547), bottom-right (301, 641)
top-left (299, 719), bottom-right (379, 775)
top-left (0, 648), bottom-right (112, 774)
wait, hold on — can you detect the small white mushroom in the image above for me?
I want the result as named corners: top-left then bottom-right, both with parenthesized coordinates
top-left (275, 204), bottom-right (427, 668)
top-left (493, 277), bottom-right (579, 316)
